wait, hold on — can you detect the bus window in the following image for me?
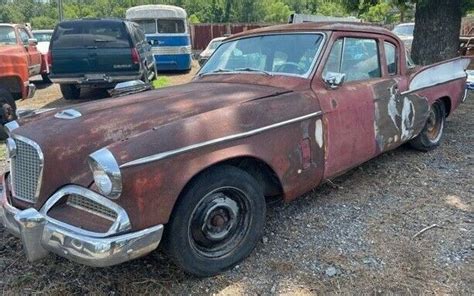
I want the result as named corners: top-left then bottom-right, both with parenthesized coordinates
top-left (157, 20), bottom-right (185, 34)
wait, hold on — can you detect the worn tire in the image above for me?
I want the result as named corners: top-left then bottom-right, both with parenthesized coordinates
top-left (60, 84), bottom-right (81, 100)
top-left (163, 165), bottom-right (266, 277)
top-left (0, 88), bottom-right (17, 140)
top-left (409, 101), bottom-right (446, 151)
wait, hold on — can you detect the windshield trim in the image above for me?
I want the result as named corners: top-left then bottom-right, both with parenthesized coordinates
top-left (197, 32), bottom-right (326, 79)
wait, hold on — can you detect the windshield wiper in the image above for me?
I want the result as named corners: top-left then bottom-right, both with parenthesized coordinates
top-left (235, 67), bottom-right (273, 76)
top-left (199, 68), bottom-right (232, 77)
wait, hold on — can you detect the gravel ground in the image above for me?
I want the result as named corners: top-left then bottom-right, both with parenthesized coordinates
top-left (0, 73), bottom-right (472, 294)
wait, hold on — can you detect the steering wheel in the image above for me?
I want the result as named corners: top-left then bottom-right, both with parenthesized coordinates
top-left (277, 62), bottom-right (306, 74)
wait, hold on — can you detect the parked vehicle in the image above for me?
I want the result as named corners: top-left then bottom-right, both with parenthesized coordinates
top-left (0, 24), bottom-right (39, 137)
top-left (392, 22), bottom-right (414, 50)
top-left (198, 36), bottom-right (226, 67)
top-left (126, 5), bottom-right (192, 71)
top-left (49, 19), bottom-right (155, 100)
top-left (1, 22), bottom-right (469, 277)
top-left (32, 29), bottom-right (54, 82)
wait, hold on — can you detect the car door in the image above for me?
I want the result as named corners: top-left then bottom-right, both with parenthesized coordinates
top-left (312, 33), bottom-right (387, 179)
top-left (18, 27), bottom-right (41, 76)
top-left (373, 37), bottom-right (430, 154)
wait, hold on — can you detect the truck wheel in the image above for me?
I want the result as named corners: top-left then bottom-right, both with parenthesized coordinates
top-left (409, 101), bottom-right (446, 151)
top-left (0, 88), bottom-right (17, 140)
top-left (41, 74), bottom-right (52, 84)
top-left (163, 165), bottom-right (266, 277)
top-left (60, 84), bottom-right (81, 100)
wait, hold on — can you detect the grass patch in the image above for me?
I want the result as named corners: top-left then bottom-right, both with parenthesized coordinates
top-left (152, 76), bottom-right (170, 88)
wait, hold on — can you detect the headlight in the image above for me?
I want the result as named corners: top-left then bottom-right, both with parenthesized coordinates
top-left (88, 148), bottom-right (122, 199)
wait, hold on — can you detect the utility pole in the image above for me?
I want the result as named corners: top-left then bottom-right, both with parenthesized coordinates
top-left (58, 0), bottom-right (64, 21)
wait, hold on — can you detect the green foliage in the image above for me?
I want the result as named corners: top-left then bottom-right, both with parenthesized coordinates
top-left (263, 0), bottom-right (293, 23)
top-left (153, 76), bottom-right (171, 88)
top-left (31, 16), bottom-right (58, 29)
top-left (0, 0), bottom-right (471, 27)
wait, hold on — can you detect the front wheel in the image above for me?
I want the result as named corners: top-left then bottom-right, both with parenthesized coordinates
top-left (163, 165), bottom-right (266, 277)
top-left (409, 101), bottom-right (446, 151)
top-left (0, 88), bottom-right (17, 140)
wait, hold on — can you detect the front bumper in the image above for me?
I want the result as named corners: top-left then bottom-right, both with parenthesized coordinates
top-left (0, 178), bottom-right (163, 267)
top-left (50, 74), bottom-right (142, 85)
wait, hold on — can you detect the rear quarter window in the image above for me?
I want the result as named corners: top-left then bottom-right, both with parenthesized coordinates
top-left (52, 21), bottom-right (131, 49)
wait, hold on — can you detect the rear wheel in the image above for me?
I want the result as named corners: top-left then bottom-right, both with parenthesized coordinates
top-left (0, 88), bottom-right (17, 140)
top-left (60, 84), bottom-right (81, 100)
top-left (409, 101), bottom-right (446, 151)
top-left (163, 165), bottom-right (266, 277)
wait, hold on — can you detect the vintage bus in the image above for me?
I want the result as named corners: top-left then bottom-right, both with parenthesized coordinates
top-left (126, 5), bottom-right (192, 71)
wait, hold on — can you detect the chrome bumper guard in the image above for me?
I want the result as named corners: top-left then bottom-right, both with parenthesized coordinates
top-left (0, 182), bottom-right (163, 267)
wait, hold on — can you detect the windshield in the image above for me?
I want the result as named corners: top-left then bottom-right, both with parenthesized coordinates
top-left (134, 20), bottom-right (156, 34)
top-left (199, 34), bottom-right (324, 77)
top-left (0, 27), bottom-right (17, 45)
top-left (393, 24), bottom-right (414, 36)
top-left (52, 21), bottom-right (131, 48)
top-left (33, 32), bottom-right (53, 42)
top-left (157, 19), bottom-right (185, 34)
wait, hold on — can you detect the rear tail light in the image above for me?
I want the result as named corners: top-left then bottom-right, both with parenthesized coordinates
top-left (131, 48), bottom-right (140, 65)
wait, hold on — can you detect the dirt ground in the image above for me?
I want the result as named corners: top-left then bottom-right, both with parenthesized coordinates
top-left (1, 68), bottom-right (473, 294)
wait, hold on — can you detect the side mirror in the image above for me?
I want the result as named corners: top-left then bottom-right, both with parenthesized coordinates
top-left (323, 72), bottom-right (345, 89)
top-left (28, 38), bottom-right (38, 46)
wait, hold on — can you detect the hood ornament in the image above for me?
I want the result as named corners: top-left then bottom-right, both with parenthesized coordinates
top-left (54, 109), bottom-right (82, 119)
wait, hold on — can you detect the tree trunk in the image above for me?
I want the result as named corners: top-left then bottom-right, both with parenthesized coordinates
top-left (411, 0), bottom-right (462, 65)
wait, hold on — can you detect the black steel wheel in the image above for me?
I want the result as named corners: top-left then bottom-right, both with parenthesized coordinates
top-left (409, 100), bottom-right (446, 151)
top-left (163, 165), bottom-right (266, 277)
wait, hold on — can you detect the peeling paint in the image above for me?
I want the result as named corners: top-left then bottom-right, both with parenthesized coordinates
top-left (315, 119), bottom-right (323, 148)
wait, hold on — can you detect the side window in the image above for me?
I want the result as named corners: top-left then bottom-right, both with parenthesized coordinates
top-left (384, 42), bottom-right (397, 75)
top-left (323, 37), bottom-right (381, 82)
top-left (19, 28), bottom-right (30, 45)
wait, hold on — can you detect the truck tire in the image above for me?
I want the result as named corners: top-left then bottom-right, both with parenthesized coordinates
top-left (409, 101), bottom-right (446, 151)
top-left (0, 88), bottom-right (17, 140)
top-left (41, 73), bottom-right (52, 84)
top-left (163, 165), bottom-right (266, 277)
top-left (60, 84), bottom-right (81, 100)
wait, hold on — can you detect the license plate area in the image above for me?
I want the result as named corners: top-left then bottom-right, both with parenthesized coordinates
top-left (85, 74), bottom-right (107, 81)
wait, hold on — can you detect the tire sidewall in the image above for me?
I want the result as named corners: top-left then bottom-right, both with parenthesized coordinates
top-left (164, 165), bottom-right (266, 277)
top-left (420, 102), bottom-right (446, 148)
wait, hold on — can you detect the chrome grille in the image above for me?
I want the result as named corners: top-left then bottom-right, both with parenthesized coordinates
top-left (67, 194), bottom-right (117, 221)
top-left (11, 138), bottom-right (43, 203)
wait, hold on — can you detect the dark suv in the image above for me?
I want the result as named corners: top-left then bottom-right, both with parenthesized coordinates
top-left (49, 19), bottom-right (155, 100)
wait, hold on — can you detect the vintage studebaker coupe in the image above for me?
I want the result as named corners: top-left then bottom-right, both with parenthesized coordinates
top-left (0, 23), bottom-right (470, 276)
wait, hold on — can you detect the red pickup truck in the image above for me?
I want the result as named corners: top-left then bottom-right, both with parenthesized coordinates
top-left (0, 24), bottom-right (40, 133)
top-left (0, 22), bottom-right (469, 276)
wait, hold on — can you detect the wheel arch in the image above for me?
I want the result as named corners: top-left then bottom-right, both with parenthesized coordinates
top-left (176, 156), bottom-right (285, 206)
top-left (438, 96), bottom-right (451, 117)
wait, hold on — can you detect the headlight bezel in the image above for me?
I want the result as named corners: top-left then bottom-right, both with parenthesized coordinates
top-left (88, 148), bottom-right (122, 199)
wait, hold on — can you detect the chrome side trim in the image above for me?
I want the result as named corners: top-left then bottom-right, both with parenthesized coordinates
top-left (10, 134), bottom-right (44, 203)
top-left (41, 185), bottom-right (131, 238)
top-left (121, 111), bottom-right (323, 168)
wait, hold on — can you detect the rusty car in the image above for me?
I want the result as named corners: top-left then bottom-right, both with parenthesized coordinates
top-left (0, 22), bottom-right (470, 277)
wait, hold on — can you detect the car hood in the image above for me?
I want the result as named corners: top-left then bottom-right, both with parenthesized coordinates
top-left (12, 81), bottom-right (290, 205)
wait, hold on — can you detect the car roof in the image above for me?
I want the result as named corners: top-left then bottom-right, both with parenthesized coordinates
top-left (227, 22), bottom-right (397, 40)
top-left (59, 18), bottom-right (126, 25)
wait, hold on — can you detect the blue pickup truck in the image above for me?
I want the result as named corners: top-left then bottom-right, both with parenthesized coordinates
top-left (49, 19), bottom-right (156, 100)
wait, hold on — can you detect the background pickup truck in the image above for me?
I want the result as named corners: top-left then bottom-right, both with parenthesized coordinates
top-left (0, 23), bottom-right (40, 135)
